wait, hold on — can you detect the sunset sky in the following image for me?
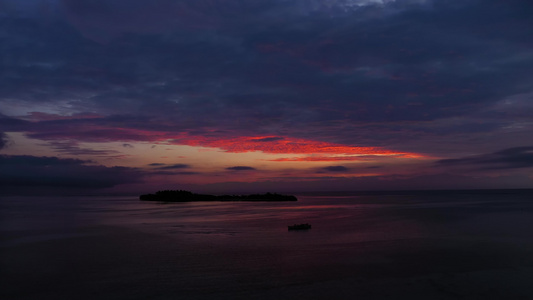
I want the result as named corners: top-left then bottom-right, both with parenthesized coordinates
top-left (1, 0), bottom-right (532, 195)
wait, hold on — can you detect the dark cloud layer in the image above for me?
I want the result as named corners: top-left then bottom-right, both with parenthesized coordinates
top-left (157, 164), bottom-right (191, 170)
top-left (321, 166), bottom-right (349, 172)
top-left (146, 163), bottom-right (196, 176)
top-left (148, 163), bottom-right (166, 167)
top-left (1, 0), bottom-right (531, 150)
top-left (226, 166), bottom-right (256, 171)
top-left (45, 140), bottom-right (121, 156)
top-left (0, 155), bottom-right (143, 194)
top-left (438, 147), bottom-right (533, 170)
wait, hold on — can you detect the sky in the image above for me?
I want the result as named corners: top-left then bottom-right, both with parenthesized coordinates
top-left (1, 0), bottom-right (533, 195)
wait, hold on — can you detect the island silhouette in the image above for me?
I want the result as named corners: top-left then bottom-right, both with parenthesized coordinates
top-left (140, 190), bottom-right (297, 202)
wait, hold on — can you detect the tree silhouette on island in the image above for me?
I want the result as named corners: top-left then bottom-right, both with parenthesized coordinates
top-left (140, 190), bottom-right (297, 202)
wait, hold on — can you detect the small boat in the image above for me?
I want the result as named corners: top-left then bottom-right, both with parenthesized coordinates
top-left (288, 223), bottom-right (311, 230)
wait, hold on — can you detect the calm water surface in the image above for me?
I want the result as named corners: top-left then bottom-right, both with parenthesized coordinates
top-left (1, 191), bottom-right (533, 299)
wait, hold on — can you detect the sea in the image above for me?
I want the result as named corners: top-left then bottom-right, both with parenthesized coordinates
top-left (1, 190), bottom-right (533, 300)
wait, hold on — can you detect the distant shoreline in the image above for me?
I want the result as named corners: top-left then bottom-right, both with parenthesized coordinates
top-left (140, 190), bottom-right (297, 202)
top-left (296, 188), bottom-right (533, 197)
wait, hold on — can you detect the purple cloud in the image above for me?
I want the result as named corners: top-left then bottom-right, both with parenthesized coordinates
top-left (321, 166), bottom-right (349, 172)
top-left (157, 164), bottom-right (191, 170)
top-left (226, 166), bottom-right (256, 171)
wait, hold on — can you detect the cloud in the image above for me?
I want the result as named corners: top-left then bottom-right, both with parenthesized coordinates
top-left (24, 118), bottom-right (172, 143)
top-left (321, 166), bottom-right (350, 172)
top-left (0, 155), bottom-right (87, 167)
top-left (61, 0), bottom-right (285, 43)
top-left (147, 163), bottom-right (194, 174)
top-left (26, 112), bottom-right (103, 122)
top-left (0, 114), bottom-right (29, 131)
top-left (250, 136), bottom-right (285, 142)
top-left (44, 140), bottom-right (122, 157)
top-left (226, 166), bottom-right (256, 171)
top-left (4, 0), bottom-right (531, 126)
top-left (270, 155), bottom-right (375, 162)
top-left (157, 164), bottom-right (191, 170)
top-left (437, 147), bottom-right (533, 170)
top-left (0, 155), bottom-right (144, 194)
top-left (150, 170), bottom-right (199, 176)
top-left (122, 143), bottom-right (134, 148)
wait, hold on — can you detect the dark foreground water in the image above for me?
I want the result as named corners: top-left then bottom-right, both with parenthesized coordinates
top-left (1, 190), bottom-right (533, 299)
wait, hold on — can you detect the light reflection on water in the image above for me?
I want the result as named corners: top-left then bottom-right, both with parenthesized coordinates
top-left (3, 193), bottom-right (533, 243)
top-left (1, 195), bottom-right (426, 246)
top-left (2, 195), bottom-right (532, 252)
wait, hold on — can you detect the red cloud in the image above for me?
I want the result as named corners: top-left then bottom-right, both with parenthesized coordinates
top-left (170, 135), bottom-right (425, 158)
